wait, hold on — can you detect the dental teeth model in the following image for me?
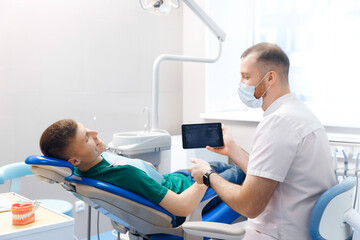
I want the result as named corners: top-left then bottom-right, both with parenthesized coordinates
top-left (11, 201), bottom-right (40, 225)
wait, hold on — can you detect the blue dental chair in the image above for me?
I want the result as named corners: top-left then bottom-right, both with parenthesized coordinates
top-left (0, 161), bottom-right (73, 217)
top-left (25, 155), bottom-right (247, 240)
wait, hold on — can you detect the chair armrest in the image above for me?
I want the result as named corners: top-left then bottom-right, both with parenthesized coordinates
top-left (201, 187), bottom-right (217, 202)
top-left (186, 188), bottom-right (218, 221)
top-left (182, 221), bottom-right (246, 240)
top-left (187, 187), bottom-right (242, 223)
top-left (344, 208), bottom-right (360, 233)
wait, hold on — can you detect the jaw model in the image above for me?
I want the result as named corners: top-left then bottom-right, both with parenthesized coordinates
top-left (11, 201), bottom-right (39, 225)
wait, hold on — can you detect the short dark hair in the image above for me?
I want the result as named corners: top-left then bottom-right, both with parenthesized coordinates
top-left (40, 119), bottom-right (78, 160)
top-left (241, 42), bottom-right (290, 80)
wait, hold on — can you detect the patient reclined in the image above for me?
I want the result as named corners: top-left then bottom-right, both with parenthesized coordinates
top-left (25, 155), bottom-right (246, 240)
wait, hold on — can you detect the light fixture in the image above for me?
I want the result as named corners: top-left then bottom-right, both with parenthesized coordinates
top-left (140, 0), bottom-right (226, 130)
top-left (139, 0), bottom-right (180, 15)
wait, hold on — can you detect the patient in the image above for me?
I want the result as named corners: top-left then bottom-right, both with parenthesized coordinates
top-left (39, 119), bottom-right (245, 222)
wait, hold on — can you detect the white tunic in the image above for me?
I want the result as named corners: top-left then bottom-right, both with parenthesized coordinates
top-left (245, 93), bottom-right (336, 240)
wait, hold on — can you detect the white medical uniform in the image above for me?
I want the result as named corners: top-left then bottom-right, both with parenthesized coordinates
top-left (244, 93), bottom-right (336, 240)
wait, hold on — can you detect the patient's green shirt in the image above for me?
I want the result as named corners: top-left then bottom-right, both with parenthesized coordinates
top-left (73, 157), bottom-right (193, 205)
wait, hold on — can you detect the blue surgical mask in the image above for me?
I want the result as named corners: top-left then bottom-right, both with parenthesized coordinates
top-left (237, 72), bottom-right (270, 108)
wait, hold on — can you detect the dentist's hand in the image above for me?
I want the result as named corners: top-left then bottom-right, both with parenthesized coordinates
top-left (206, 126), bottom-right (237, 158)
top-left (188, 158), bottom-right (212, 184)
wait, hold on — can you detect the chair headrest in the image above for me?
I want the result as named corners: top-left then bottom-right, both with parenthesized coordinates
top-left (25, 155), bottom-right (74, 177)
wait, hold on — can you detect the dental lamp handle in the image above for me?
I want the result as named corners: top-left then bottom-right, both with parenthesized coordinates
top-left (151, 40), bottom-right (222, 130)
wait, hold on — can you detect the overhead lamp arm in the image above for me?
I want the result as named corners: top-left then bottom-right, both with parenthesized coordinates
top-left (152, 41), bottom-right (222, 130)
top-left (183, 0), bottom-right (226, 42)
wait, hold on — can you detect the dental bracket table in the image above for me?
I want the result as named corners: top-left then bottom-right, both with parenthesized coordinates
top-left (0, 192), bottom-right (74, 240)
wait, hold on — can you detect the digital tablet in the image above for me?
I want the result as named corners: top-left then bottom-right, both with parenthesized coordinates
top-left (181, 122), bottom-right (224, 149)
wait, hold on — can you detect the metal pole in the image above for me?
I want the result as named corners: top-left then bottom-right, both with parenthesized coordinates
top-left (87, 205), bottom-right (91, 240)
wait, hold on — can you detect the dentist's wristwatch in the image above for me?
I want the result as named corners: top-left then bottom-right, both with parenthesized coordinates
top-left (203, 169), bottom-right (215, 187)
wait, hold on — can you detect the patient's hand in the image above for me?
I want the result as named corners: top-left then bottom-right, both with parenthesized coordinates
top-left (144, 161), bottom-right (156, 170)
top-left (188, 158), bottom-right (212, 184)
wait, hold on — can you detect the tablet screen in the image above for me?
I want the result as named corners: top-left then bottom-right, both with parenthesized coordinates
top-left (181, 122), bottom-right (224, 149)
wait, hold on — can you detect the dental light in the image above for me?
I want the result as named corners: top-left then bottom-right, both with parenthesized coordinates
top-left (139, 0), bottom-right (180, 15)
top-left (139, 0), bottom-right (225, 41)
top-left (140, 0), bottom-right (226, 130)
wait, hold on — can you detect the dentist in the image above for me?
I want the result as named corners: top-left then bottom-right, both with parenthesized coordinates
top-left (188, 42), bottom-right (336, 240)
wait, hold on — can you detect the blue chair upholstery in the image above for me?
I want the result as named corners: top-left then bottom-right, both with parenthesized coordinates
top-left (309, 177), bottom-right (358, 240)
top-left (25, 155), bottom-right (244, 240)
top-left (0, 161), bottom-right (73, 217)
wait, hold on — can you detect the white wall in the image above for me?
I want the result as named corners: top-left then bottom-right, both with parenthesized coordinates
top-left (182, 0), bottom-right (206, 125)
top-left (0, 0), bottom-right (183, 238)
